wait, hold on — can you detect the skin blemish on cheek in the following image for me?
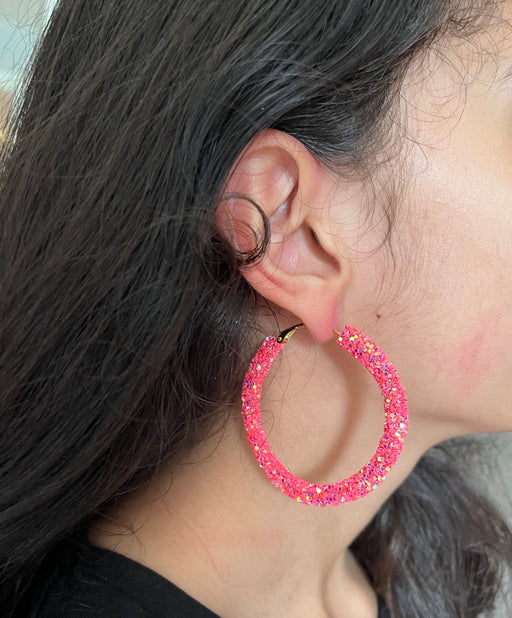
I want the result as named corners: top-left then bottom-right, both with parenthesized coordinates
top-left (457, 331), bottom-right (485, 377)
top-left (455, 311), bottom-right (501, 396)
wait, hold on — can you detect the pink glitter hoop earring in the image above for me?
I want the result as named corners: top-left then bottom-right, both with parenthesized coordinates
top-left (241, 323), bottom-right (409, 506)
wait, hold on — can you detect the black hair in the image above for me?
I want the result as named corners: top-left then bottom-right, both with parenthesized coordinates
top-left (1, 1), bottom-right (511, 616)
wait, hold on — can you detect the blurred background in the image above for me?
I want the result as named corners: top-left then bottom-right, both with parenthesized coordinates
top-left (0, 0), bottom-right (56, 133)
top-left (1, 0), bottom-right (512, 615)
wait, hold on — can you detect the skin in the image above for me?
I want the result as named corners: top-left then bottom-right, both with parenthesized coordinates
top-left (89, 5), bottom-right (512, 617)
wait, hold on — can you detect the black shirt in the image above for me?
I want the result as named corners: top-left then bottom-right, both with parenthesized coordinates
top-left (25, 530), bottom-right (391, 617)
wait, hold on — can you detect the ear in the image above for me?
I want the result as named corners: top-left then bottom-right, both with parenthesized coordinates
top-left (217, 129), bottom-right (349, 343)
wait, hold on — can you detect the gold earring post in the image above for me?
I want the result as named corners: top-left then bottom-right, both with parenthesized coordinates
top-left (276, 323), bottom-right (304, 344)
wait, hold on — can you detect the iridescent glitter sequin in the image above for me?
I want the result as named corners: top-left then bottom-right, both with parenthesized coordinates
top-left (241, 325), bottom-right (409, 506)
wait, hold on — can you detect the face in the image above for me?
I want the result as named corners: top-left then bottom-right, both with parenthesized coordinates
top-left (341, 4), bottom-right (512, 438)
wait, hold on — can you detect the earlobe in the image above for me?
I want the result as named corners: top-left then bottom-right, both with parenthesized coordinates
top-left (217, 129), bottom-right (347, 343)
top-left (246, 261), bottom-right (343, 343)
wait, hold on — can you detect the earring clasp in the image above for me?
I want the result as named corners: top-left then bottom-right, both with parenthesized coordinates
top-left (276, 323), bottom-right (304, 344)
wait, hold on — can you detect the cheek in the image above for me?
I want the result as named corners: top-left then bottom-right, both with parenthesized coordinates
top-left (395, 225), bottom-right (512, 431)
top-left (377, 38), bottom-right (512, 430)
top-left (376, 197), bottom-right (512, 428)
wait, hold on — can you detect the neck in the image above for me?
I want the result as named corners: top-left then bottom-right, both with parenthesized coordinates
top-left (89, 421), bottom-right (428, 617)
top-left (89, 334), bottom-right (450, 617)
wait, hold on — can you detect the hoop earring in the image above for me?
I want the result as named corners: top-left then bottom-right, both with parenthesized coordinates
top-left (241, 323), bottom-right (409, 506)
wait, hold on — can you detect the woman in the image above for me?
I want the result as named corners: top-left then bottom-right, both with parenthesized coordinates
top-left (2, 0), bottom-right (512, 616)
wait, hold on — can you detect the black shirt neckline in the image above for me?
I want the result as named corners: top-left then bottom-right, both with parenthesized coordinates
top-left (70, 527), bottom-right (218, 616)
top-left (40, 527), bottom-right (390, 617)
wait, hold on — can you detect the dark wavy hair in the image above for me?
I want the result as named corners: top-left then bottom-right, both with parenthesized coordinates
top-left (1, 1), bottom-right (511, 616)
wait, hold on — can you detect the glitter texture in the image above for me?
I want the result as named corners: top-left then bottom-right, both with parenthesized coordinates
top-left (241, 325), bottom-right (409, 506)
